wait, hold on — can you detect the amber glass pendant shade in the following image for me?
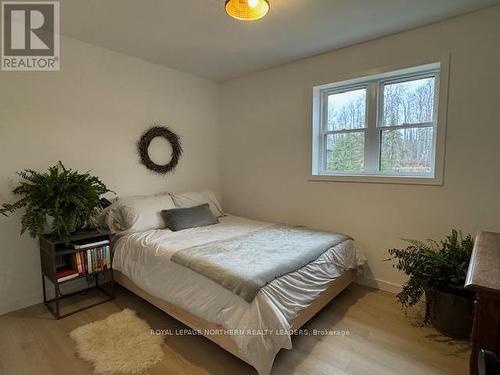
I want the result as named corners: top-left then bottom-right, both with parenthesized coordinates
top-left (225, 0), bottom-right (270, 21)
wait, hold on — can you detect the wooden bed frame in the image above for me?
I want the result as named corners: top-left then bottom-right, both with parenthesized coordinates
top-left (114, 268), bottom-right (356, 366)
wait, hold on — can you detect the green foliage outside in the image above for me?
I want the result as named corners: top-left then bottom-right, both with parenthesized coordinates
top-left (326, 133), bottom-right (364, 171)
top-left (326, 129), bottom-right (429, 173)
top-left (326, 77), bottom-right (435, 173)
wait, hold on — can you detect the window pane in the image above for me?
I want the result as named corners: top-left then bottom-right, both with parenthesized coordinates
top-left (325, 132), bottom-right (364, 172)
top-left (327, 88), bottom-right (366, 131)
top-left (382, 77), bottom-right (435, 127)
top-left (380, 127), bottom-right (434, 174)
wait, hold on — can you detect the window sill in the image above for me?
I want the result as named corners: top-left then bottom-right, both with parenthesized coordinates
top-left (309, 174), bottom-right (443, 186)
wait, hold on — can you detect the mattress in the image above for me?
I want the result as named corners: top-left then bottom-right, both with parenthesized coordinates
top-left (112, 215), bottom-right (366, 375)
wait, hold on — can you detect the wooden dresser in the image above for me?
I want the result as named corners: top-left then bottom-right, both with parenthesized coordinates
top-left (465, 231), bottom-right (500, 375)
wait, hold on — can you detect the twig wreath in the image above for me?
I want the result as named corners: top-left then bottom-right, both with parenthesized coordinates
top-left (137, 126), bottom-right (183, 174)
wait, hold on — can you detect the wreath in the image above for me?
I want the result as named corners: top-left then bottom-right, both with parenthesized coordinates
top-left (137, 126), bottom-right (183, 174)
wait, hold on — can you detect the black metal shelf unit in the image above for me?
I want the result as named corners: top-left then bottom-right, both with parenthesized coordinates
top-left (39, 231), bottom-right (114, 319)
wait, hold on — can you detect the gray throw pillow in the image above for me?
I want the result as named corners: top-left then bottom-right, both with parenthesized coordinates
top-left (161, 203), bottom-right (218, 231)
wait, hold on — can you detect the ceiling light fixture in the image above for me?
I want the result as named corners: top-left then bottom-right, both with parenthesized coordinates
top-left (225, 0), bottom-right (270, 21)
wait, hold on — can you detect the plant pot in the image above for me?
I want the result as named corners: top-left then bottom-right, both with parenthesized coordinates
top-left (428, 288), bottom-right (474, 339)
top-left (44, 213), bottom-right (80, 245)
top-left (43, 215), bottom-right (55, 235)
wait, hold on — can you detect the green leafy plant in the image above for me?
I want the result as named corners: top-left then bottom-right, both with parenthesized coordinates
top-left (387, 230), bottom-right (474, 321)
top-left (0, 162), bottom-right (111, 240)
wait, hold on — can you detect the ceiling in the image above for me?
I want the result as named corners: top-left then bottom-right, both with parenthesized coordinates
top-left (60, 0), bottom-right (499, 81)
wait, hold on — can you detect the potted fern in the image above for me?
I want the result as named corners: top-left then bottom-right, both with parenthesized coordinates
top-left (0, 162), bottom-right (111, 241)
top-left (387, 230), bottom-right (474, 339)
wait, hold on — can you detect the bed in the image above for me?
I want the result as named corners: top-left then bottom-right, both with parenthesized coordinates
top-left (111, 214), bottom-right (366, 375)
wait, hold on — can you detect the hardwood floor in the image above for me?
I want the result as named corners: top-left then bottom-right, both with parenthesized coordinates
top-left (0, 284), bottom-right (470, 375)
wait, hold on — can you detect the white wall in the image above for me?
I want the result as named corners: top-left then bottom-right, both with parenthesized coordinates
top-left (0, 36), bottom-right (221, 314)
top-left (1, 7), bottom-right (499, 315)
top-left (220, 7), bottom-right (500, 291)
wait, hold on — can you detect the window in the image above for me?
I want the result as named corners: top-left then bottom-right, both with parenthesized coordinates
top-left (312, 62), bottom-right (447, 184)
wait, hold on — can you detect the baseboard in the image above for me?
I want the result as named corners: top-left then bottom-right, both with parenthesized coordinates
top-left (0, 277), bottom-right (99, 315)
top-left (1, 276), bottom-right (401, 315)
top-left (355, 276), bottom-right (402, 294)
top-left (0, 292), bottom-right (42, 316)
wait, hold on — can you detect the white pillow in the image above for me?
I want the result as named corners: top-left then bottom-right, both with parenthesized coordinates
top-left (169, 190), bottom-right (224, 218)
top-left (100, 193), bottom-right (176, 233)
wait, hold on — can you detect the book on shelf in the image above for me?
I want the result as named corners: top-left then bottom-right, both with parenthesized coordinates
top-left (56, 266), bottom-right (79, 282)
top-left (83, 245), bottom-right (111, 274)
top-left (74, 239), bottom-right (110, 250)
top-left (55, 244), bottom-right (111, 282)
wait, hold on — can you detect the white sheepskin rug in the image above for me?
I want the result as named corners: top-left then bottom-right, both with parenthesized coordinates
top-left (70, 309), bottom-right (164, 374)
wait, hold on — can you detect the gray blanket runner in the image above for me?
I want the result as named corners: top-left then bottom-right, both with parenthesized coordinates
top-left (171, 225), bottom-right (350, 302)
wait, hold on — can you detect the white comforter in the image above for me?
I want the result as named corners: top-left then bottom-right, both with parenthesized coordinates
top-left (112, 215), bottom-right (366, 375)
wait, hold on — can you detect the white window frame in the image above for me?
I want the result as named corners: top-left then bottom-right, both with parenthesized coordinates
top-left (311, 57), bottom-right (449, 185)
